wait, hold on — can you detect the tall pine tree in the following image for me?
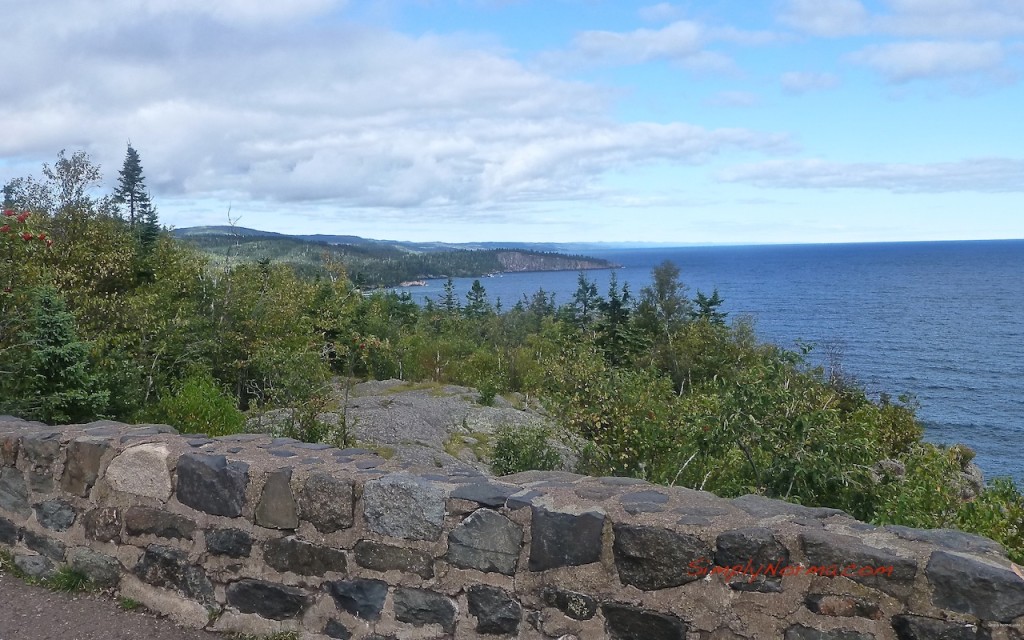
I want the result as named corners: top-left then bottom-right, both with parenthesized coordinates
top-left (113, 143), bottom-right (154, 230)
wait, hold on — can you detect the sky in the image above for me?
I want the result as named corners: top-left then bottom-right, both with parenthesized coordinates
top-left (2, 0), bottom-right (1023, 244)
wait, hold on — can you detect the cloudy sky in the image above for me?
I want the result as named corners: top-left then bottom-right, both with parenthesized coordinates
top-left (3, 0), bottom-right (1023, 243)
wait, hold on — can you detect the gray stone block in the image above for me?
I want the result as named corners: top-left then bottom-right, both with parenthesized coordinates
top-left (613, 523), bottom-right (711, 590)
top-left (800, 530), bottom-right (918, 600)
top-left (447, 508), bottom-right (523, 575)
top-left (206, 528), bottom-right (253, 558)
top-left (226, 579), bottom-right (310, 621)
top-left (133, 545), bottom-right (215, 606)
top-left (353, 540), bottom-right (434, 579)
top-left (602, 603), bottom-right (687, 640)
top-left (541, 587), bottom-right (598, 621)
top-left (297, 472), bottom-right (354, 534)
top-left (891, 614), bottom-right (985, 640)
top-left (60, 438), bottom-right (110, 497)
top-left (176, 453), bottom-right (249, 517)
top-left (23, 529), bottom-right (65, 561)
top-left (69, 548), bottom-right (122, 587)
top-left (34, 499), bottom-right (76, 531)
top-left (529, 507), bottom-right (604, 571)
top-left (326, 578), bottom-right (388, 621)
top-left (255, 468), bottom-right (298, 530)
top-left (467, 584), bottom-right (521, 635)
top-left (124, 506), bottom-right (197, 540)
top-left (14, 553), bottom-right (56, 579)
top-left (926, 550), bottom-right (1024, 622)
top-left (263, 536), bottom-right (347, 576)
top-left (394, 587), bottom-right (457, 635)
top-left (363, 474), bottom-right (445, 542)
top-left (0, 467), bottom-right (30, 518)
top-left (83, 507), bottom-right (122, 543)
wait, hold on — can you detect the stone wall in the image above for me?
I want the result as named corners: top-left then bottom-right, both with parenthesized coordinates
top-left (1, 416), bottom-right (1022, 640)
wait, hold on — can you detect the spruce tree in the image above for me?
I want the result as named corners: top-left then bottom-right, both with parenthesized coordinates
top-left (113, 143), bottom-right (153, 229)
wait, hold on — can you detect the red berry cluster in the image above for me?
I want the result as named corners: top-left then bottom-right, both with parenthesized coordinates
top-left (1, 209), bottom-right (52, 247)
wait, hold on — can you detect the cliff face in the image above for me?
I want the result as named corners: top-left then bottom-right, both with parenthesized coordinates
top-left (495, 250), bottom-right (610, 273)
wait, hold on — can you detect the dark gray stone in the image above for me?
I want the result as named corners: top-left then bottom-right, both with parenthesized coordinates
top-left (175, 453), bottom-right (249, 517)
top-left (294, 442), bottom-right (332, 450)
top-left (125, 506), bottom-right (196, 540)
top-left (447, 508), bottom-right (523, 575)
top-left (574, 486), bottom-right (619, 501)
top-left (298, 472), bottom-right (354, 533)
top-left (326, 578), bottom-right (388, 621)
top-left (20, 433), bottom-right (60, 492)
top-left (892, 614), bottom-right (986, 640)
top-left (353, 540), bottom-right (434, 579)
top-left (450, 482), bottom-right (519, 508)
top-left (529, 507), bottom-right (604, 571)
top-left (800, 530), bottom-right (918, 600)
top-left (624, 502), bottom-right (666, 514)
top-left (323, 620), bottom-right (352, 640)
top-left (226, 579), bottom-right (310, 621)
top-left (805, 594), bottom-right (881, 620)
top-left (602, 603), bottom-right (687, 640)
top-left (728, 574), bottom-right (784, 593)
top-left (206, 528), bottom-right (253, 558)
top-left (355, 459), bottom-right (381, 469)
top-left (620, 490), bottom-right (669, 504)
top-left (335, 448), bottom-right (373, 456)
top-left (34, 499), bottom-right (76, 531)
top-left (83, 507), bottom-right (122, 543)
top-left (468, 584), bottom-right (521, 635)
top-left (715, 527), bottom-right (790, 583)
top-left (255, 468), bottom-right (298, 530)
top-left (734, 494), bottom-right (847, 519)
top-left (0, 467), bottom-right (30, 518)
top-left (0, 515), bottom-right (19, 544)
top-left (269, 449), bottom-right (296, 458)
top-left (263, 536), bottom-right (347, 576)
top-left (23, 529), bottom-right (65, 561)
top-left (613, 523), bottom-right (711, 590)
top-left (505, 490), bottom-right (541, 510)
top-left (886, 525), bottom-right (1005, 557)
top-left (926, 550), bottom-right (1024, 622)
top-left (133, 545), bottom-right (215, 606)
top-left (394, 587), bottom-right (457, 635)
top-left (187, 439), bottom-right (214, 447)
top-left (60, 439), bottom-right (110, 497)
top-left (541, 587), bottom-right (598, 621)
top-left (69, 548), bottom-right (122, 587)
top-left (363, 474), bottom-right (445, 541)
top-left (784, 625), bottom-right (876, 640)
top-left (14, 553), bottom-right (56, 579)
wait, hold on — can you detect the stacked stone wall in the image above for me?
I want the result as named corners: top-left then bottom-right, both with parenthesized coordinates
top-left (1, 416), bottom-right (1022, 639)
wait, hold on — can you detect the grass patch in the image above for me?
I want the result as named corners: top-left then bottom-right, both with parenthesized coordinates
top-left (44, 566), bottom-right (92, 592)
top-left (444, 432), bottom-right (492, 461)
top-left (118, 597), bottom-right (143, 611)
top-left (491, 425), bottom-right (562, 476)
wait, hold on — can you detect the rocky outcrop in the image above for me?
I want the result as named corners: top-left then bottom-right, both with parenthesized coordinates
top-left (1, 415), bottom-right (1022, 639)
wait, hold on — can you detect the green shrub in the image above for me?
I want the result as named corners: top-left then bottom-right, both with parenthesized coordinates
top-left (955, 477), bottom-right (1024, 564)
top-left (151, 369), bottom-right (245, 436)
top-left (491, 425), bottom-right (562, 476)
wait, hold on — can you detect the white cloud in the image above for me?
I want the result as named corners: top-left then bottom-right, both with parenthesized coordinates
top-left (639, 3), bottom-right (682, 23)
top-left (780, 71), bottom-right (841, 93)
top-left (572, 21), bottom-right (706, 64)
top-left (848, 41), bottom-right (1005, 82)
top-left (0, 1), bottom-right (790, 217)
top-left (778, 0), bottom-right (870, 37)
top-left (719, 157), bottom-right (1024, 192)
top-left (779, 0), bottom-right (1024, 38)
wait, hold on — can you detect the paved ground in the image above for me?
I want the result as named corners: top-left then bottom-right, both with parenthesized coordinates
top-left (0, 573), bottom-right (219, 640)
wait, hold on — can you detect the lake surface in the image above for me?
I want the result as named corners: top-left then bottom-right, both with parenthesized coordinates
top-left (400, 240), bottom-right (1024, 485)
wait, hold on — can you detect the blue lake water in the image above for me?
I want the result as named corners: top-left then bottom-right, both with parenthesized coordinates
top-left (400, 240), bottom-right (1024, 485)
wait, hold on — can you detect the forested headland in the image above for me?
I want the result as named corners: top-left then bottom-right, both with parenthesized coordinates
top-left (2, 149), bottom-right (1022, 562)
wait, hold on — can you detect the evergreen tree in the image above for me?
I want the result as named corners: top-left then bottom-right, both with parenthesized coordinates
top-left (137, 192), bottom-right (161, 252)
top-left (693, 289), bottom-right (727, 325)
top-left (113, 143), bottom-right (154, 229)
top-left (570, 272), bottom-right (600, 328)
top-left (464, 279), bottom-right (491, 319)
top-left (441, 277), bottom-right (459, 314)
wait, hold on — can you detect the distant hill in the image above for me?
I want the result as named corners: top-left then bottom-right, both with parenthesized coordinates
top-left (172, 226), bottom-right (616, 287)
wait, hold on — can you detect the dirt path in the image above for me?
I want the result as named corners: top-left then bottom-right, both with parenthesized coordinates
top-left (0, 574), bottom-right (220, 640)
